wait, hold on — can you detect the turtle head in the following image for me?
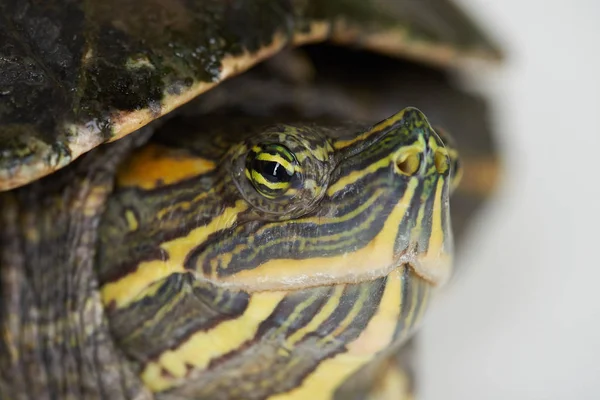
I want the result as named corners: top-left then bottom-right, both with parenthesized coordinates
top-left (97, 108), bottom-right (460, 396)
top-left (208, 107), bottom-right (457, 290)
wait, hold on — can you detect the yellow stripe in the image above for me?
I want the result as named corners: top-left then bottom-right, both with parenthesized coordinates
top-left (100, 201), bottom-right (248, 308)
top-left (346, 269), bottom-right (403, 356)
top-left (141, 291), bottom-right (287, 392)
top-left (333, 110), bottom-right (410, 150)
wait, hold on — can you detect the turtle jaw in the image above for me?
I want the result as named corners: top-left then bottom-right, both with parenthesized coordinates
top-left (200, 247), bottom-right (451, 293)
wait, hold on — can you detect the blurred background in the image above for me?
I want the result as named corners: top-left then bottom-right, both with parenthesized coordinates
top-left (420, 1), bottom-right (600, 399)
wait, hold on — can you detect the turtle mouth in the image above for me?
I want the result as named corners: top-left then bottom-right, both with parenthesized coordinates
top-left (201, 250), bottom-right (450, 293)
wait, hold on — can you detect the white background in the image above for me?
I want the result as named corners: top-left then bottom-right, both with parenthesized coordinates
top-left (421, 1), bottom-right (600, 399)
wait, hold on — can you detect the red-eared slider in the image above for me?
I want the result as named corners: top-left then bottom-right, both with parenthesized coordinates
top-left (0, 1), bottom-right (501, 399)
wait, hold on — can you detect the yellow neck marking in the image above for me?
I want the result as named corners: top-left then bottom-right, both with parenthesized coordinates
top-left (116, 144), bottom-right (216, 190)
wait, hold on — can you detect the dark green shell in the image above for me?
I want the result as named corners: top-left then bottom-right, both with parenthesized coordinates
top-left (0, 0), bottom-right (501, 191)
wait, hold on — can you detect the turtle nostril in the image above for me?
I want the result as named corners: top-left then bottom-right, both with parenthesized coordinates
top-left (396, 152), bottom-right (421, 176)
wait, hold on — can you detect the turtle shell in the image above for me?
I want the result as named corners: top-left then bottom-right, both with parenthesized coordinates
top-left (0, 0), bottom-right (501, 191)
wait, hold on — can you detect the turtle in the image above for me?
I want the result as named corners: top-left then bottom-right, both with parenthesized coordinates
top-left (0, 1), bottom-right (502, 399)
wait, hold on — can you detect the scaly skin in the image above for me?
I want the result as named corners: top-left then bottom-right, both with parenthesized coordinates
top-left (0, 132), bottom-right (154, 400)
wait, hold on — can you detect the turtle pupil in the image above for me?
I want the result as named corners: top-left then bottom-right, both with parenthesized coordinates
top-left (253, 159), bottom-right (293, 183)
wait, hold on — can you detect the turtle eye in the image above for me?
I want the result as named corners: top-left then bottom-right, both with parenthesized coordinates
top-left (246, 144), bottom-right (299, 199)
